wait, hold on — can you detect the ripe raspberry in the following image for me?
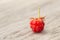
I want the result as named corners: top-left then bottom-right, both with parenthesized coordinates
top-left (30, 18), bottom-right (45, 33)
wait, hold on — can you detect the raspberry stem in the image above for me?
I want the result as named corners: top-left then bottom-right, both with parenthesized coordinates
top-left (38, 7), bottom-right (40, 18)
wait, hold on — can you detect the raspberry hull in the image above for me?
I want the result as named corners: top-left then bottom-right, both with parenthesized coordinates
top-left (30, 18), bottom-right (45, 33)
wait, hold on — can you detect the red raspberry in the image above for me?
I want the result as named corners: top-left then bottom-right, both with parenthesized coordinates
top-left (30, 17), bottom-right (45, 33)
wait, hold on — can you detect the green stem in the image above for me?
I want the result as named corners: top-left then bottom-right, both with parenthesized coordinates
top-left (38, 7), bottom-right (40, 18)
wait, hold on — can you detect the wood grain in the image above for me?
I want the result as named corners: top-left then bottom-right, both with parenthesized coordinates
top-left (0, 0), bottom-right (60, 40)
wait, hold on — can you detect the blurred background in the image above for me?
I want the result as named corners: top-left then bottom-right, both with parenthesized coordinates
top-left (0, 0), bottom-right (60, 40)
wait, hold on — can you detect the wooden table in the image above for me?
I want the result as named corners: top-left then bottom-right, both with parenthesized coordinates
top-left (0, 0), bottom-right (60, 40)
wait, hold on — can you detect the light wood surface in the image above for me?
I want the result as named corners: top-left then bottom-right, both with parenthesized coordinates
top-left (0, 0), bottom-right (60, 40)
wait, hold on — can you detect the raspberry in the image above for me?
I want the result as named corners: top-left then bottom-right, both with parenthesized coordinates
top-left (30, 18), bottom-right (45, 33)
